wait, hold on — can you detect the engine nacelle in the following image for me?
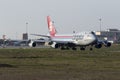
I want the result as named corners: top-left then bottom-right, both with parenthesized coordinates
top-left (95, 43), bottom-right (102, 48)
top-left (28, 40), bottom-right (36, 47)
top-left (49, 42), bottom-right (59, 48)
top-left (104, 42), bottom-right (111, 47)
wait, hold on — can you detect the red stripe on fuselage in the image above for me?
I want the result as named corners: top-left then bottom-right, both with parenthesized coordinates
top-left (51, 36), bottom-right (73, 38)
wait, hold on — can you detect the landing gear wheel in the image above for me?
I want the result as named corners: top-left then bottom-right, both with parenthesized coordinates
top-left (80, 47), bottom-right (85, 50)
top-left (90, 48), bottom-right (93, 51)
top-left (72, 47), bottom-right (77, 50)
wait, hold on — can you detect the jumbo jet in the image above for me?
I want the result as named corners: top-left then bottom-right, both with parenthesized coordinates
top-left (29, 16), bottom-right (111, 50)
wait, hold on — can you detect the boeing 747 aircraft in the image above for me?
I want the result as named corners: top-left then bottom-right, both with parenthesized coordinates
top-left (30, 16), bottom-right (111, 50)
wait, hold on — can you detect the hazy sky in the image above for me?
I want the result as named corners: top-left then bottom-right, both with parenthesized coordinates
top-left (0, 0), bottom-right (120, 39)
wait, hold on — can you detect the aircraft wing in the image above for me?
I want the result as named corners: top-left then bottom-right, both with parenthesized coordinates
top-left (30, 34), bottom-right (51, 38)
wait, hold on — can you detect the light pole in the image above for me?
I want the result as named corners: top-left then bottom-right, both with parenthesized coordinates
top-left (26, 22), bottom-right (28, 34)
top-left (99, 18), bottom-right (102, 32)
top-left (25, 22), bottom-right (28, 40)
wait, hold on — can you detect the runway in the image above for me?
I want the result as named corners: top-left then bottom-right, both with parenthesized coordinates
top-left (0, 45), bottom-right (50, 49)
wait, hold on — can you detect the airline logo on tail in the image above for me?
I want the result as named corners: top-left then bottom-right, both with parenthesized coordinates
top-left (47, 16), bottom-right (57, 36)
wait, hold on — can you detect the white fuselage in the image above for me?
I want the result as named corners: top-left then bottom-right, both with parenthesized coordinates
top-left (50, 32), bottom-right (96, 46)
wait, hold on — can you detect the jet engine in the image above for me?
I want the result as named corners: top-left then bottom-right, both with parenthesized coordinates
top-left (49, 42), bottom-right (59, 48)
top-left (28, 40), bottom-right (36, 47)
top-left (103, 41), bottom-right (111, 47)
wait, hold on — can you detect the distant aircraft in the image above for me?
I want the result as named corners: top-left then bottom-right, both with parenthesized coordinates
top-left (0, 38), bottom-right (46, 47)
top-left (30, 16), bottom-right (111, 50)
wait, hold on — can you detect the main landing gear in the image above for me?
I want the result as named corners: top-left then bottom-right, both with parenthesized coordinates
top-left (80, 47), bottom-right (85, 50)
top-left (72, 47), bottom-right (77, 50)
top-left (90, 47), bottom-right (93, 51)
top-left (60, 46), bottom-right (93, 51)
top-left (60, 46), bottom-right (70, 50)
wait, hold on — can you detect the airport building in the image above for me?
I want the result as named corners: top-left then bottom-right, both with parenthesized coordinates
top-left (23, 33), bottom-right (28, 40)
top-left (95, 29), bottom-right (120, 43)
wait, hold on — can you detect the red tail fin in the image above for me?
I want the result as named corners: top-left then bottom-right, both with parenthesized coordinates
top-left (47, 16), bottom-right (56, 36)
